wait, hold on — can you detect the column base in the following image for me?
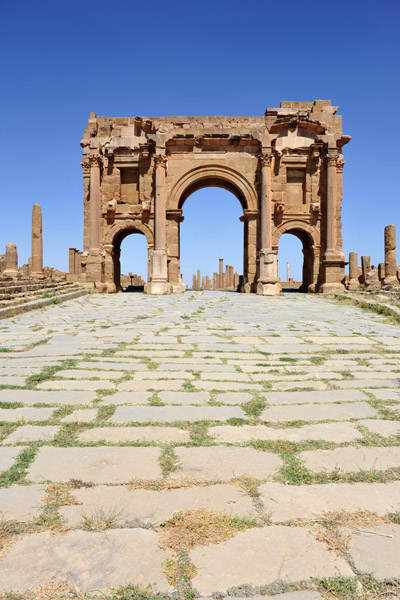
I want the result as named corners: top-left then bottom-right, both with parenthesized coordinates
top-left (383, 276), bottom-right (399, 287)
top-left (257, 249), bottom-right (281, 296)
top-left (257, 281), bottom-right (281, 296)
top-left (31, 272), bottom-right (45, 280)
top-left (171, 284), bottom-right (185, 293)
top-left (320, 251), bottom-right (346, 294)
top-left (347, 279), bottom-right (359, 291)
top-left (3, 270), bottom-right (18, 278)
top-left (148, 249), bottom-right (169, 295)
top-left (320, 282), bottom-right (346, 294)
top-left (86, 250), bottom-right (104, 289)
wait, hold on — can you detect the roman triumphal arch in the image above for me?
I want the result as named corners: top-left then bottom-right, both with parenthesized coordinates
top-left (79, 100), bottom-right (350, 294)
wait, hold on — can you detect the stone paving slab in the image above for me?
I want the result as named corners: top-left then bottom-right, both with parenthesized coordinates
top-left (110, 405), bottom-right (245, 423)
top-left (0, 407), bottom-right (54, 422)
top-left (0, 389), bottom-right (96, 405)
top-left (172, 446), bottom-right (282, 481)
top-left (0, 447), bottom-right (26, 472)
top-left (199, 372), bottom-right (251, 382)
top-left (190, 526), bottom-right (353, 594)
top-left (76, 360), bottom-right (149, 371)
top-left (300, 446), bottom-right (400, 473)
top-left (215, 392), bottom-right (253, 404)
top-left (3, 425), bottom-right (60, 443)
top-left (210, 422), bottom-right (361, 443)
top-left (158, 363), bottom-right (236, 372)
top-left (78, 426), bottom-right (190, 443)
top-left (258, 481), bottom-right (400, 521)
top-left (37, 379), bottom-right (115, 391)
top-left (57, 369), bottom-right (125, 379)
top-left (28, 446), bottom-right (162, 483)
top-left (372, 389), bottom-right (400, 400)
top-left (61, 409), bottom-right (98, 423)
top-left (59, 483), bottom-right (256, 526)
top-left (269, 381), bottom-right (328, 391)
top-left (194, 381), bottom-right (262, 391)
top-left (158, 391), bottom-right (210, 404)
top-left (0, 529), bottom-right (171, 592)
top-left (118, 379), bottom-right (186, 391)
top-left (102, 391), bottom-right (151, 405)
top-left (0, 376), bottom-right (26, 386)
top-left (0, 484), bottom-right (45, 521)
top-left (334, 379), bottom-right (400, 388)
top-left (262, 389), bottom-right (367, 405)
top-left (348, 524), bottom-right (400, 581)
top-left (260, 402), bottom-right (378, 422)
top-left (133, 371), bottom-right (195, 380)
top-left (359, 419), bottom-right (400, 437)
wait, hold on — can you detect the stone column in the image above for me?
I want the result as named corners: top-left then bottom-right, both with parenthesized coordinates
top-left (166, 209), bottom-right (184, 293)
top-left (69, 249), bottom-right (76, 274)
top-left (257, 152), bottom-right (280, 295)
top-left (197, 270), bottom-right (201, 291)
top-left (148, 154), bottom-right (169, 294)
top-left (347, 252), bottom-right (359, 290)
top-left (219, 259), bottom-right (224, 289)
top-left (86, 154), bottom-right (104, 289)
top-left (320, 145), bottom-right (345, 293)
top-left (31, 204), bottom-right (44, 279)
top-left (361, 256), bottom-right (371, 284)
top-left (286, 261), bottom-right (290, 281)
top-left (384, 224), bottom-right (399, 286)
top-left (4, 243), bottom-right (18, 277)
top-left (104, 244), bottom-right (116, 293)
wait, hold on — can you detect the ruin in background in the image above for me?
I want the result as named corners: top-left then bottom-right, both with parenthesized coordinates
top-left (74, 100), bottom-right (353, 295)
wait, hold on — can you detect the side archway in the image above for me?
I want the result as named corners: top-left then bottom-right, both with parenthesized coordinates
top-left (104, 220), bottom-right (153, 292)
top-left (273, 221), bottom-right (320, 292)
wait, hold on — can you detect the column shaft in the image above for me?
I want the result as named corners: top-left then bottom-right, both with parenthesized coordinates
top-left (154, 156), bottom-right (167, 251)
top-left (89, 156), bottom-right (102, 251)
top-left (31, 204), bottom-right (43, 277)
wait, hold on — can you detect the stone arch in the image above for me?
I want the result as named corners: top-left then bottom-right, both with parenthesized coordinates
top-left (103, 220), bottom-right (153, 292)
top-left (273, 221), bottom-right (320, 292)
top-left (167, 165), bottom-right (258, 290)
top-left (168, 164), bottom-right (258, 212)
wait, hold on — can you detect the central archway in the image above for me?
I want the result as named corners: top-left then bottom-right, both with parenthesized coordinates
top-left (168, 165), bottom-right (259, 291)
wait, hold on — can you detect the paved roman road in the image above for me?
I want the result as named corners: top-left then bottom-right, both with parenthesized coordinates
top-left (0, 292), bottom-right (399, 599)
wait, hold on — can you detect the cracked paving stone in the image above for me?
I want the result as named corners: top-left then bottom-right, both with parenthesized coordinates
top-left (110, 405), bottom-right (245, 423)
top-left (300, 446), bottom-right (400, 473)
top-left (348, 524), bottom-right (400, 580)
top-left (27, 446), bottom-right (162, 483)
top-left (0, 447), bottom-right (26, 473)
top-left (78, 426), bottom-right (190, 443)
top-left (3, 425), bottom-right (60, 443)
top-left (0, 529), bottom-right (171, 592)
top-left (260, 402), bottom-right (378, 422)
top-left (0, 389), bottom-right (96, 405)
top-left (190, 526), bottom-right (353, 594)
top-left (59, 483), bottom-right (256, 526)
top-left (0, 485), bottom-right (45, 521)
top-left (172, 446), bottom-right (282, 481)
top-left (210, 422), bottom-right (360, 443)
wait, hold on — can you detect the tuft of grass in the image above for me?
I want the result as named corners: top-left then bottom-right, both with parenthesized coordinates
top-left (163, 549), bottom-right (197, 593)
top-left (0, 347), bottom-right (11, 353)
top-left (160, 445), bottom-right (179, 477)
top-left (274, 453), bottom-right (313, 485)
top-left (159, 509), bottom-right (255, 549)
top-left (242, 396), bottom-right (266, 418)
top-left (387, 510), bottom-right (400, 524)
top-left (318, 576), bottom-right (358, 599)
top-left (108, 585), bottom-right (171, 600)
top-left (81, 506), bottom-right (122, 531)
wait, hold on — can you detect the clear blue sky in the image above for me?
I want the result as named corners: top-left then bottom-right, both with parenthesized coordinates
top-left (1, 0), bottom-right (399, 286)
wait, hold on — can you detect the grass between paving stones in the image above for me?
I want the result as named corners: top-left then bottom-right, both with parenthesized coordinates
top-left (163, 549), bottom-right (197, 599)
top-left (0, 445), bottom-right (39, 488)
top-left (241, 395), bottom-right (266, 419)
top-left (159, 445), bottom-right (179, 476)
top-left (25, 359), bottom-right (77, 388)
top-left (158, 508), bottom-right (256, 549)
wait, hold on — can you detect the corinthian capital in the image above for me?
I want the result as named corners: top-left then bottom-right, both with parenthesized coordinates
top-left (89, 154), bottom-right (103, 167)
top-left (258, 152), bottom-right (273, 167)
top-left (325, 153), bottom-right (339, 167)
top-left (154, 154), bottom-right (168, 168)
top-left (80, 160), bottom-right (91, 174)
